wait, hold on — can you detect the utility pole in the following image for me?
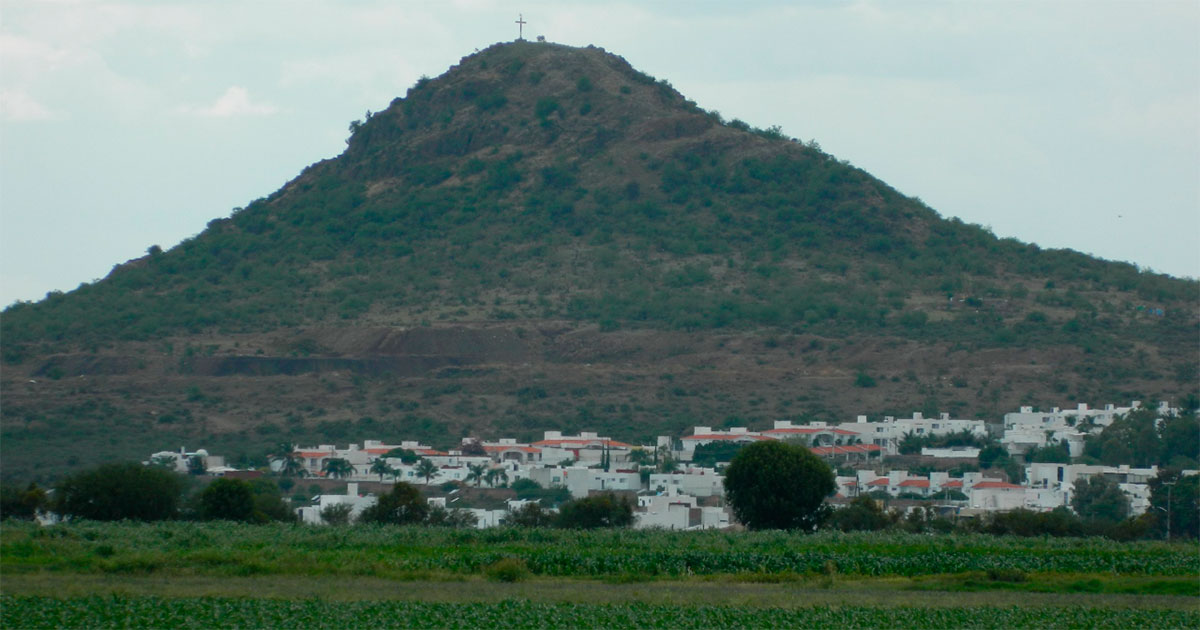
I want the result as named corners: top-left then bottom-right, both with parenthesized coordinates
top-left (1165, 480), bottom-right (1175, 542)
top-left (1154, 479), bottom-right (1176, 542)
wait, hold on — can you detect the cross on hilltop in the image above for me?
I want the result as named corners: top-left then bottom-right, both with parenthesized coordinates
top-left (515, 14), bottom-right (527, 40)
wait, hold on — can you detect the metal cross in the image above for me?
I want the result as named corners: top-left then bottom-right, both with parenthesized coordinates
top-left (515, 14), bottom-right (527, 40)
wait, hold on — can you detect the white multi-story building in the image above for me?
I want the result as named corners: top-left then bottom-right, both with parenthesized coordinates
top-left (1025, 462), bottom-right (1165, 515)
top-left (837, 413), bottom-right (987, 455)
top-left (648, 468), bottom-right (724, 497)
top-left (1000, 401), bottom-right (1178, 457)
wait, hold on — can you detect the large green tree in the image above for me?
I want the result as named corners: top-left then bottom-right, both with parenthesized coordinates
top-left (198, 478), bottom-right (256, 522)
top-left (53, 462), bottom-right (185, 521)
top-left (690, 441), bottom-right (747, 468)
top-left (1149, 470), bottom-right (1199, 540)
top-left (1070, 475), bottom-right (1130, 524)
top-left (723, 440), bottom-right (835, 531)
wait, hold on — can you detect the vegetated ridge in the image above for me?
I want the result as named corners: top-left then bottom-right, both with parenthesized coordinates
top-left (2, 41), bottom-right (1196, 482)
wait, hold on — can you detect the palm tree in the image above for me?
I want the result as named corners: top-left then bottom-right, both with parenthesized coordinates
top-left (369, 458), bottom-right (393, 482)
top-left (484, 467), bottom-right (509, 488)
top-left (272, 443), bottom-right (306, 478)
top-left (415, 458), bottom-right (439, 485)
top-left (466, 463), bottom-right (488, 487)
top-left (322, 458), bottom-right (355, 480)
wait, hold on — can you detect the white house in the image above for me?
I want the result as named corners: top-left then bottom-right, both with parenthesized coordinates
top-left (295, 483), bottom-right (377, 524)
top-left (635, 488), bottom-right (730, 530)
top-left (836, 413), bottom-right (987, 455)
top-left (145, 447), bottom-right (223, 474)
top-left (967, 480), bottom-right (1026, 510)
top-left (1001, 401), bottom-right (1176, 456)
top-left (531, 431), bottom-right (635, 465)
top-left (648, 468), bottom-right (724, 498)
top-left (761, 420), bottom-right (862, 446)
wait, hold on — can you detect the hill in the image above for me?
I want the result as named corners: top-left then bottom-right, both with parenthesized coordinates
top-left (2, 41), bottom-right (1196, 482)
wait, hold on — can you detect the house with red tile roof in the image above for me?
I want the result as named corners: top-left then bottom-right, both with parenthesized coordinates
top-left (967, 480), bottom-right (1027, 510)
top-left (532, 431), bottom-right (634, 465)
top-left (763, 420), bottom-right (861, 447)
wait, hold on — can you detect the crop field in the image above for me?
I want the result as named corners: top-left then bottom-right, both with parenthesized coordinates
top-left (3, 521), bottom-right (1195, 579)
top-left (4, 595), bottom-right (1199, 630)
top-left (2, 522), bottom-right (1197, 628)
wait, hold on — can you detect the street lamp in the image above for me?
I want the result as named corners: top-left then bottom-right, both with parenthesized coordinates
top-left (1152, 480), bottom-right (1176, 542)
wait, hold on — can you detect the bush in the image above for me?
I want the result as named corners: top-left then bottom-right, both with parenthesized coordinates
top-left (320, 503), bottom-right (354, 525)
top-left (425, 505), bottom-right (478, 528)
top-left (485, 557), bottom-right (530, 582)
top-left (0, 482), bottom-right (46, 520)
top-left (358, 482), bottom-right (428, 525)
top-left (854, 372), bottom-right (877, 388)
top-left (54, 462), bottom-right (185, 522)
top-left (556, 493), bottom-right (633, 529)
top-left (826, 496), bottom-right (890, 532)
top-left (248, 479), bottom-right (297, 523)
top-left (503, 502), bottom-right (556, 527)
top-left (985, 507), bottom-right (1083, 538)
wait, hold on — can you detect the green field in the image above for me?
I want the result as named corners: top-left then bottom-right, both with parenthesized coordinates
top-left (5, 595), bottom-right (1199, 630)
top-left (2, 522), bottom-right (1196, 628)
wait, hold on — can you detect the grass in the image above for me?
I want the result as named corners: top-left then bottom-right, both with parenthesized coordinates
top-left (4, 521), bottom-right (1195, 580)
top-left (4, 522), bottom-right (1195, 628)
top-left (3, 574), bottom-right (1197, 611)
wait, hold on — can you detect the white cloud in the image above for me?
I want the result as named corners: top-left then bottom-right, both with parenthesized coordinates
top-left (0, 90), bottom-right (55, 121)
top-left (180, 86), bottom-right (278, 118)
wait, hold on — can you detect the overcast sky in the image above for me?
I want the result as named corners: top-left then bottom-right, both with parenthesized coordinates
top-left (2, 0), bottom-right (1198, 307)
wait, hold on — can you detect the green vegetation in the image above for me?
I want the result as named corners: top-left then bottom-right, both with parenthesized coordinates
top-left (1071, 475), bottom-right (1130, 525)
top-left (0, 41), bottom-right (1195, 488)
top-left (3, 521), bottom-right (1194, 627)
top-left (3, 522), bottom-right (1195, 579)
top-left (357, 482), bottom-right (428, 525)
top-left (554, 493), bottom-right (634, 529)
top-left (1084, 408), bottom-right (1200, 469)
top-left (196, 478), bottom-right (256, 522)
top-left (724, 440), bottom-right (835, 530)
top-left (0, 482), bottom-right (46, 520)
top-left (689, 441), bottom-right (745, 468)
top-left (1, 42), bottom-right (1193, 367)
top-left (52, 463), bottom-right (185, 522)
top-left (4, 595), bottom-right (1196, 629)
